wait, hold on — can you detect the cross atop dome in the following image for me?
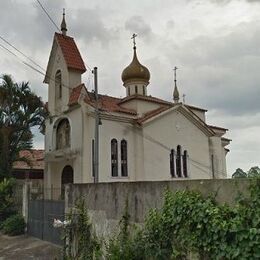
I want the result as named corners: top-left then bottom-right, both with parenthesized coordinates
top-left (121, 33), bottom-right (150, 96)
top-left (131, 33), bottom-right (137, 49)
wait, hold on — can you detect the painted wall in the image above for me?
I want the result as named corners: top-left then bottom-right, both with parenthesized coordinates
top-left (143, 109), bottom-right (212, 180)
top-left (65, 179), bottom-right (250, 238)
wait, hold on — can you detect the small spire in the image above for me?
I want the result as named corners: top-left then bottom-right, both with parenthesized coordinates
top-left (61, 8), bottom-right (67, 36)
top-left (173, 66), bottom-right (179, 103)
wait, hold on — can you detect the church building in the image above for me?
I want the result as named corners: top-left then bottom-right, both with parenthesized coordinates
top-left (44, 13), bottom-right (230, 195)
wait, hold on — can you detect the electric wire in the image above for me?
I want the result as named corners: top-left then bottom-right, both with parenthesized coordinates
top-left (35, 0), bottom-right (60, 32)
top-left (0, 31), bottom-right (226, 177)
top-left (0, 35), bottom-right (46, 72)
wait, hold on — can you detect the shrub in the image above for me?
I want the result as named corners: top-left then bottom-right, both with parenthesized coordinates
top-left (0, 178), bottom-right (16, 224)
top-left (2, 214), bottom-right (25, 236)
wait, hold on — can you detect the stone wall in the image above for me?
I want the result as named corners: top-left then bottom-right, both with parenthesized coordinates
top-left (65, 179), bottom-right (249, 237)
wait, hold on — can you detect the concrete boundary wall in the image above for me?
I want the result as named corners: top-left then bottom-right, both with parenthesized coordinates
top-left (65, 179), bottom-right (250, 237)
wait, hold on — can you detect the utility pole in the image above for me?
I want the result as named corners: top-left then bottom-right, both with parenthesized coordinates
top-left (93, 67), bottom-right (99, 183)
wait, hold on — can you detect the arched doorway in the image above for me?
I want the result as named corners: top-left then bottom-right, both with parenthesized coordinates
top-left (61, 165), bottom-right (73, 199)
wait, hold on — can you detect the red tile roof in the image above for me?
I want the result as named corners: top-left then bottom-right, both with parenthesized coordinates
top-left (55, 33), bottom-right (86, 73)
top-left (136, 106), bottom-right (171, 124)
top-left (13, 150), bottom-right (44, 170)
top-left (68, 84), bottom-right (84, 106)
top-left (86, 92), bottom-right (137, 115)
top-left (119, 94), bottom-right (173, 106)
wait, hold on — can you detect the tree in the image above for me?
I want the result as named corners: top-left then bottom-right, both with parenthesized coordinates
top-left (248, 166), bottom-right (260, 178)
top-left (0, 74), bottom-right (47, 180)
top-left (232, 168), bottom-right (247, 178)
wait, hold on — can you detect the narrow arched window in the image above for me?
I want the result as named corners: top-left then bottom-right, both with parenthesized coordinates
top-left (121, 140), bottom-right (128, 177)
top-left (92, 139), bottom-right (95, 177)
top-left (111, 139), bottom-right (118, 177)
top-left (170, 149), bottom-right (175, 178)
top-left (176, 145), bottom-right (182, 177)
top-left (55, 70), bottom-right (62, 99)
top-left (183, 150), bottom-right (188, 178)
top-left (135, 85), bottom-right (138, 94)
top-left (143, 85), bottom-right (145, 95)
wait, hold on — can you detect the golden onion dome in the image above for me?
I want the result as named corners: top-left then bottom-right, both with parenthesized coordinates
top-left (121, 47), bottom-right (150, 84)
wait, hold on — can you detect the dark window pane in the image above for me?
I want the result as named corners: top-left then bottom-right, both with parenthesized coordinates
top-left (111, 139), bottom-right (118, 176)
top-left (121, 140), bottom-right (128, 177)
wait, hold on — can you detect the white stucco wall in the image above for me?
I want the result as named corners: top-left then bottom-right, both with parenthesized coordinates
top-left (121, 99), bottom-right (161, 116)
top-left (142, 109), bottom-right (212, 180)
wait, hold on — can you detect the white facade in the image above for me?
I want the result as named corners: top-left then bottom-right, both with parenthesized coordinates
top-left (44, 26), bottom-right (230, 197)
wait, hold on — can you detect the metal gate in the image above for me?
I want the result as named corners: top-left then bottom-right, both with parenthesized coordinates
top-left (28, 199), bottom-right (65, 245)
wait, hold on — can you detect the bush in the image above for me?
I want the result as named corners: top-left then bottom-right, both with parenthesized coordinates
top-left (0, 178), bottom-right (16, 224)
top-left (2, 214), bottom-right (25, 236)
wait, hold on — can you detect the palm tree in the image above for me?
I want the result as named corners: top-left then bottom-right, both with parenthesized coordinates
top-left (0, 74), bottom-right (47, 180)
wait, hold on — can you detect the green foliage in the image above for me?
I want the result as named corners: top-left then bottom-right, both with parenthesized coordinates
top-left (0, 74), bottom-right (47, 180)
top-left (106, 179), bottom-right (260, 259)
top-left (65, 180), bottom-right (260, 259)
top-left (0, 178), bottom-right (16, 223)
top-left (62, 198), bottom-right (101, 259)
top-left (1, 214), bottom-right (25, 236)
top-left (248, 166), bottom-right (260, 178)
top-left (106, 198), bottom-right (144, 260)
top-left (232, 168), bottom-right (247, 178)
top-left (232, 166), bottom-right (260, 178)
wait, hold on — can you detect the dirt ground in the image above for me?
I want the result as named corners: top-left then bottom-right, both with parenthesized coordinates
top-left (0, 234), bottom-right (61, 260)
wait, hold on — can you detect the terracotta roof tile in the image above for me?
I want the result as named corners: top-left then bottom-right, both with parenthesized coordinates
top-left (136, 106), bottom-right (172, 124)
top-left (55, 33), bottom-right (86, 72)
top-left (13, 149), bottom-right (44, 170)
top-left (119, 94), bottom-right (173, 106)
top-left (68, 84), bottom-right (84, 106)
top-left (86, 92), bottom-right (137, 115)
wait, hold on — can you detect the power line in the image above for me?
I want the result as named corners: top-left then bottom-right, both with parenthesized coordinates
top-left (0, 32), bottom-right (226, 177)
top-left (0, 35), bottom-right (45, 72)
top-left (35, 0), bottom-right (60, 32)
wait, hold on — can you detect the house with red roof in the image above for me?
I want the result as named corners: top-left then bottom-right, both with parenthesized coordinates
top-left (12, 149), bottom-right (44, 180)
top-left (43, 12), bottom-right (230, 197)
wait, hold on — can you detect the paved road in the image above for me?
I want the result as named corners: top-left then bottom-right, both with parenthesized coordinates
top-left (0, 234), bottom-right (61, 260)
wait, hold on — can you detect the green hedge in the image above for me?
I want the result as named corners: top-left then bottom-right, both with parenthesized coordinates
top-left (2, 214), bottom-right (25, 236)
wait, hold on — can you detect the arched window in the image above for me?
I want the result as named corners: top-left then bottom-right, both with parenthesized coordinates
top-left (176, 145), bottom-right (182, 177)
top-left (143, 85), bottom-right (145, 95)
top-left (111, 139), bottom-right (118, 177)
top-left (55, 70), bottom-right (62, 99)
top-left (121, 140), bottom-right (128, 177)
top-left (170, 149), bottom-right (175, 178)
top-left (183, 150), bottom-right (188, 178)
top-left (56, 119), bottom-right (70, 149)
top-left (135, 85), bottom-right (138, 94)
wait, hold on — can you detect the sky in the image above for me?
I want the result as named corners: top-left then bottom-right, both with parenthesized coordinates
top-left (0, 0), bottom-right (260, 176)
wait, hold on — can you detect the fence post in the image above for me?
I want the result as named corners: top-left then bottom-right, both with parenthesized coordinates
top-left (22, 181), bottom-right (30, 224)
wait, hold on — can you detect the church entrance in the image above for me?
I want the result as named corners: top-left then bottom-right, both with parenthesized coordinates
top-left (61, 165), bottom-right (73, 198)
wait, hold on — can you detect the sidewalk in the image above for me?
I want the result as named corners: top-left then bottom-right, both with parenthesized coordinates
top-left (0, 234), bottom-right (61, 260)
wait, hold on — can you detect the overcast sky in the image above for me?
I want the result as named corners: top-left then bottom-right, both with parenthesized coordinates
top-left (0, 0), bottom-right (260, 176)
